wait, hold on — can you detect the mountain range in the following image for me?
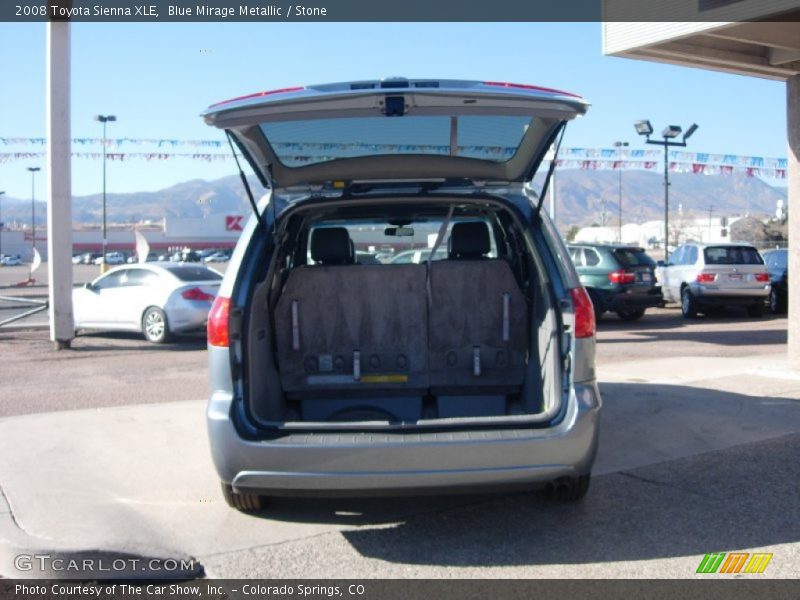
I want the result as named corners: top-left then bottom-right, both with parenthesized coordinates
top-left (0, 170), bottom-right (787, 230)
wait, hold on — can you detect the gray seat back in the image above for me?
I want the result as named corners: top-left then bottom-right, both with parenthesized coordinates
top-left (428, 259), bottom-right (529, 389)
top-left (274, 264), bottom-right (429, 393)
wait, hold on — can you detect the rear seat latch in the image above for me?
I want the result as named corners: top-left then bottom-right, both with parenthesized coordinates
top-left (473, 346), bottom-right (481, 377)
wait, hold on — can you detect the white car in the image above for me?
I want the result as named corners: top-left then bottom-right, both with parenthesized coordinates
top-left (388, 248), bottom-right (448, 264)
top-left (0, 255), bottom-right (22, 266)
top-left (93, 252), bottom-right (126, 265)
top-left (72, 263), bottom-right (222, 343)
top-left (203, 251), bottom-right (230, 263)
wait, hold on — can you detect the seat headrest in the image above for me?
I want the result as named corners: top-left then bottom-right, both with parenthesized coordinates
top-left (448, 222), bottom-right (491, 259)
top-left (310, 227), bottom-right (354, 265)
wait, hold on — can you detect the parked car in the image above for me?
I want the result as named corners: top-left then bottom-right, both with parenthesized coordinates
top-left (203, 251), bottom-right (231, 263)
top-left (72, 254), bottom-right (85, 265)
top-left (73, 263), bottom-right (222, 343)
top-left (567, 244), bottom-right (663, 321)
top-left (762, 248), bottom-right (788, 314)
top-left (80, 253), bottom-right (101, 265)
top-left (93, 252), bottom-right (125, 265)
top-left (389, 247), bottom-right (448, 264)
top-left (355, 250), bottom-right (382, 265)
top-left (202, 78), bottom-right (600, 510)
top-left (0, 254), bottom-right (22, 266)
top-left (660, 242), bottom-right (770, 318)
top-left (126, 252), bottom-right (159, 264)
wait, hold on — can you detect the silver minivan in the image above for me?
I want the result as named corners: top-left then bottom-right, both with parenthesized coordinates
top-left (202, 79), bottom-right (601, 510)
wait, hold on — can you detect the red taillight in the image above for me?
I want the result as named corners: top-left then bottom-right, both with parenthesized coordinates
top-left (608, 269), bottom-right (636, 285)
top-left (207, 296), bottom-right (231, 348)
top-left (483, 81), bottom-right (580, 97)
top-left (181, 287), bottom-right (214, 302)
top-left (755, 272), bottom-right (770, 283)
top-left (571, 287), bottom-right (596, 339)
top-left (208, 86), bottom-right (305, 108)
top-left (696, 273), bottom-right (717, 283)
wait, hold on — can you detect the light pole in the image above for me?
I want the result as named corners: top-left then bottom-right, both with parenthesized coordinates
top-left (0, 190), bottom-right (5, 257)
top-left (613, 141), bottom-right (628, 243)
top-left (27, 167), bottom-right (40, 256)
top-left (633, 120), bottom-right (698, 263)
top-left (95, 114), bottom-right (116, 267)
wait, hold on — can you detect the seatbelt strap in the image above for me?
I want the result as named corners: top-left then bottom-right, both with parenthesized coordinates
top-left (291, 299), bottom-right (300, 351)
top-left (426, 204), bottom-right (455, 308)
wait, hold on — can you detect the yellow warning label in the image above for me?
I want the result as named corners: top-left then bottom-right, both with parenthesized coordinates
top-left (360, 374), bottom-right (408, 384)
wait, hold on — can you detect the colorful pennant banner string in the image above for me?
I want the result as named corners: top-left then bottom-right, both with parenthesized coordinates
top-left (0, 151), bottom-right (787, 179)
top-left (0, 137), bottom-right (788, 170)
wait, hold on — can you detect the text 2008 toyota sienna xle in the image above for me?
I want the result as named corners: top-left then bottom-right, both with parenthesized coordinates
top-left (202, 79), bottom-right (601, 510)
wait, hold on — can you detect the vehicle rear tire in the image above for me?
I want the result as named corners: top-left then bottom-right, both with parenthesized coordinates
top-left (221, 482), bottom-right (267, 511)
top-left (747, 303), bottom-right (765, 318)
top-left (547, 474), bottom-right (591, 502)
top-left (616, 308), bottom-right (646, 321)
top-left (681, 287), bottom-right (698, 318)
top-left (142, 307), bottom-right (171, 343)
top-left (769, 288), bottom-right (785, 314)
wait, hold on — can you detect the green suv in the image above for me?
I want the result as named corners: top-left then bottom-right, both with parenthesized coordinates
top-left (567, 244), bottom-right (663, 321)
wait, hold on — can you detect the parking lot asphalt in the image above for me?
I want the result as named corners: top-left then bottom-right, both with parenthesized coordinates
top-left (0, 281), bottom-right (798, 579)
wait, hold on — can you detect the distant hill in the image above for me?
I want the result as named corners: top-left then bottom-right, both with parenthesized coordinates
top-left (537, 170), bottom-right (787, 227)
top-left (0, 171), bottom-right (787, 229)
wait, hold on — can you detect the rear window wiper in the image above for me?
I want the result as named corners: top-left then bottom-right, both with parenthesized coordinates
top-left (343, 178), bottom-right (470, 196)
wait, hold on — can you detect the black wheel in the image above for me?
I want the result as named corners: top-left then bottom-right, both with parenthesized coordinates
top-left (547, 474), bottom-right (591, 502)
top-left (616, 308), bottom-right (646, 322)
top-left (769, 288), bottom-right (785, 314)
top-left (681, 287), bottom-right (698, 318)
top-left (747, 303), bottom-right (765, 318)
top-left (221, 482), bottom-right (266, 511)
top-left (142, 306), bottom-right (171, 343)
top-left (587, 290), bottom-right (604, 322)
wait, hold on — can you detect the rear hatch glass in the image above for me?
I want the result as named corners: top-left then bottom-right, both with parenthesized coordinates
top-left (262, 115), bottom-right (534, 167)
top-left (613, 248), bottom-right (655, 267)
top-left (169, 266), bottom-right (223, 282)
top-left (703, 246), bottom-right (763, 265)
top-left (613, 247), bottom-right (656, 289)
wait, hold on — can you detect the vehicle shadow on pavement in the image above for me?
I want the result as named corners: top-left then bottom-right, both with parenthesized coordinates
top-left (69, 331), bottom-right (207, 352)
top-left (336, 435), bottom-right (800, 568)
top-left (244, 382), bottom-right (800, 568)
top-left (599, 326), bottom-right (786, 347)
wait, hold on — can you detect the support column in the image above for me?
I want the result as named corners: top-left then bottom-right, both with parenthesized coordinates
top-left (46, 22), bottom-right (74, 350)
top-left (787, 75), bottom-right (800, 369)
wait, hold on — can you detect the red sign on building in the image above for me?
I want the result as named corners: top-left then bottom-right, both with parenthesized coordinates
top-left (225, 215), bottom-right (244, 231)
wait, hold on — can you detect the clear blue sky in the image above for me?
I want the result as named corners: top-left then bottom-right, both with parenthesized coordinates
top-left (0, 22), bottom-right (789, 200)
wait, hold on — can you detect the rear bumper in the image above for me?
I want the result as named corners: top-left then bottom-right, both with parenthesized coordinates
top-left (600, 288), bottom-right (663, 312)
top-left (689, 284), bottom-right (770, 306)
top-left (166, 304), bottom-right (211, 333)
top-left (206, 383), bottom-right (601, 496)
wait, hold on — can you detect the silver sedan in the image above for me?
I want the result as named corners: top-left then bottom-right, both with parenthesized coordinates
top-left (73, 263), bottom-right (222, 343)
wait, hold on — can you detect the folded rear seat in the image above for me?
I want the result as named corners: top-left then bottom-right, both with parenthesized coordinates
top-left (274, 227), bottom-right (429, 395)
top-left (428, 222), bottom-right (529, 392)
